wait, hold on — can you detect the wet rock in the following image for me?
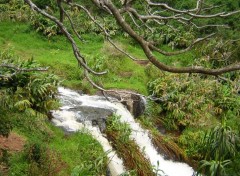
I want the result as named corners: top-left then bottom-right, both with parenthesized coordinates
top-left (97, 91), bottom-right (146, 118)
top-left (92, 118), bottom-right (107, 132)
top-left (131, 94), bottom-right (146, 118)
top-left (72, 106), bottom-right (115, 122)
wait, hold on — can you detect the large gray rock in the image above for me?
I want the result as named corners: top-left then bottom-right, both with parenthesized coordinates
top-left (70, 105), bottom-right (114, 132)
top-left (97, 91), bottom-right (146, 118)
top-left (69, 105), bottom-right (115, 122)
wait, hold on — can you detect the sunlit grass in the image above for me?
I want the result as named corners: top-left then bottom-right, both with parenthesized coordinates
top-left (0, 21), bottom-right (152, 94)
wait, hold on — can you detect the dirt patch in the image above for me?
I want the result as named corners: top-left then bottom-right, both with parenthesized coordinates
top-left (0, 133), bottom-right (26, 175)
top-left (0, 133), bottom-right (26, 152)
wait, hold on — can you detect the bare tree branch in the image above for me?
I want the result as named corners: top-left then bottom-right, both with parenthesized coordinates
top-left (25, 0), bottom-right (107, 76)
top-left (0, 64), bottom-right (49, 79)
top-left (102, 0), bottom-right (240, 75)
top-left (23, 0), bottom-right (240, 94)
top-left (66, 1), bottom-right (144, 61)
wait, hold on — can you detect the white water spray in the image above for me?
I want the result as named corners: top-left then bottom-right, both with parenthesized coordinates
top-left (51, 87), bottom-right (194, 176)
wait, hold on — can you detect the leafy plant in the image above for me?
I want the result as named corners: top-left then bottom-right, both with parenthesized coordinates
top-left (197, 118), bottom-right (240, 175)
top-left (106, 114), bottom-right (131, 143)
top-left (201, 119), bottom-right (239, 160)
top-left (147, 72), bottom-right (240, 130)
top-left (0, 49), bottom-right (59, 136)
top-left (0, 49), bottom-right (59, 114)
top-left (0, 0), bottom-right (30, 22)
top-left (198, 159), bottom-right (231, 176)
top-left (0, 112), bottom-right (13, 137)
top-left (30, 12), bottom-right (58, 38)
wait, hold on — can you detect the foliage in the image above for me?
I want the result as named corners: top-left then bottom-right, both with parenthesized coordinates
top-left (0, 109), bottom-right (13, 137)
top-left (142, 25), bottom-right (195, 49)
top-left (106, 115), bottom-right (155, 176)
top-left (0, 49), bottom-right (59, 114)
top-left (0, 0), bottom-right (30, 22)
top-left (106, 114), bottom-right (131, 143)
top-left (196, 39), bottom-right (240, 69)
top-left (30, 12), bottom-right (58, 38)
top-left (147, 72), bottom-right (240, 130)
top-left (197, 119), bottom-right (240, 175)
top-left (32, 0), bottom-right (56, 9)
top-left (178, 129), bottom-right (205, 159)
top-left (198, 159), bottom-right (231, 176)
top-left (0, 49), bottom-right (59, 137)
top-left (201, 119), bottom-right (239, 160)
top-left (70, 153), bottom-right (107, 176)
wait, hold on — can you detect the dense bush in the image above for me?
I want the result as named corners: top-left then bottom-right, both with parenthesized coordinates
top-left (0, 49), bottom-right (59, 113)
top-left (32, 0), bottom-right (56, 9)
top-left (30, 12), bottom-right (58, 38)
top-left (0, 0), bottom-right (30, 22)
top-left (0, 111), bottom-right (13, 137)
top-left (197, 119), bottom-right (240, 176)
top-left (0, 49), bottom-right (59, 136)
top-left (147, 73), bottom-right (240, 130)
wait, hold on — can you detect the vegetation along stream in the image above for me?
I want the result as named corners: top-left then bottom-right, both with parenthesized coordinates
top-left (51, 87), bottom-right (194, 176)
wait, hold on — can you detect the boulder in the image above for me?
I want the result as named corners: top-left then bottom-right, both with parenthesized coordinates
top-left (97, 91), bottom-right (146, 118)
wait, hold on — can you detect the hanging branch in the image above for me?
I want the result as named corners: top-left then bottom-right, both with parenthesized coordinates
top-left (0, 64), bottom-right (49, 79)
top-left (98, 0), bottom-right (240, 75)
top-left (24, 0), bottom-right (240, 92)
top-left (25, 0), bottom-right (107, 76)
top-left (65, 1), bottom-right (144, 61)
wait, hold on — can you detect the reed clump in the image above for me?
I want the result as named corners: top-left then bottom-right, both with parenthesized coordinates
top-left (106, 115), bottom-right (155, 176)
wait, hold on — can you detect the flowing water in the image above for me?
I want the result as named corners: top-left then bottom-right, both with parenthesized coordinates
top-left (51, 87), bottom-right (195, 176)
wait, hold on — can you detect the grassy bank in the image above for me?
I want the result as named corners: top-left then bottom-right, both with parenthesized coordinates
top-left (0, 109), bottom-right (107, 176)
top-left (0, 21), bottom-right (196, 95)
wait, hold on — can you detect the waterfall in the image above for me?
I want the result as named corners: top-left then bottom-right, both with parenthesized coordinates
top-left (51, 87), bottom-right (195, 176)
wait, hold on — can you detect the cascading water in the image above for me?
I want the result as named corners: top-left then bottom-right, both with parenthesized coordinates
top-left (51, 87), bottom-right (195, 176)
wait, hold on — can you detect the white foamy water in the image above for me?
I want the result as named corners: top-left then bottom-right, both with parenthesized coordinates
top-left (52, 87), bottom-right (195, 176)
top-left (51, 88), bottom-right (125, 176)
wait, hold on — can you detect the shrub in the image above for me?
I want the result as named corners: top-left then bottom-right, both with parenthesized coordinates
top-left (197, 119), bottom-right (240, 176)
top-left (32, 0), bottom-right (56, 9)
top-left (0, 49), bottom-right (59, 136)
top-left (0, 49), bottom-right (59, 114)
top-left (30, 12), bottom-right (58, 38)
top-left (0, 0), bottom-right (30, 22)
top-left (0, 111), bottom-right (13, 137)
top-left (147, 73), bottom-right (240, 130)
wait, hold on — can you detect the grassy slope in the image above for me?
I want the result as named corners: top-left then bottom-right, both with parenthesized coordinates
top-left (0, 21), bottom-right (196, 94)
top-left (0, 108), bottom-right (106, 175)
top-left (0, 21), bottom-right (107, 175)
top-left (0, 21), bottom-right (149, 93)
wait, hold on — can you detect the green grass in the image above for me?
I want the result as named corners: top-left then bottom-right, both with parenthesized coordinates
top-left (0, 21), bottom-right (148, 93)
top-left (5, 110), bottom-right (106, 176)
top-left (0, 21), bottom-right (197, 95)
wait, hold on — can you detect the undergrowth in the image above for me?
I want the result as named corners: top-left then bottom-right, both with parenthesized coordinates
top-left (106, 115), bottom-right (155, 176)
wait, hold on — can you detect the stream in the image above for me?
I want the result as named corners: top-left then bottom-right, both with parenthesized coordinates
top-left (51, 87), bottom-right (195, 176)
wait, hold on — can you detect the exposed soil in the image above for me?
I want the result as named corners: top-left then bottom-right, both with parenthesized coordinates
top-left (0, 133), bottom-right (26, 175)
top-left (0, 133), bottom-right (26, 152)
